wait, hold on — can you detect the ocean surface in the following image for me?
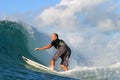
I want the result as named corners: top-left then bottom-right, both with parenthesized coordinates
top-left (0, 20), bottom-right (120, 80)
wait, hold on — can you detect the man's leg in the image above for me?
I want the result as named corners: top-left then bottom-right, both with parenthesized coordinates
top-left (51, 46), bottom-right (67, 70)
top-left (60, 65), bottom-right (68, 71)
top-left (60, 49), bottom-right (71, 71)
top-left (50, 60), bottom-right (55, 70)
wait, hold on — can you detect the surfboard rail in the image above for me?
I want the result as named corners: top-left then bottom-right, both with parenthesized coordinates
top-left (22, 56), bottom-right (57, 73)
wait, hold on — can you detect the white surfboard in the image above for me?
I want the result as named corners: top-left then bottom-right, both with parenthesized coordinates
top-left (22, 56), bottom-right (58, 74)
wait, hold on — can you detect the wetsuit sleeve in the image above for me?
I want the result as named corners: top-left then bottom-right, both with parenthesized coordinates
top-left (59, 40), bottom-right (65, 45)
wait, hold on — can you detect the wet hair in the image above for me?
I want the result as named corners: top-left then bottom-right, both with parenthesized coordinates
top-left (53, 33), bottom-right (59, 39)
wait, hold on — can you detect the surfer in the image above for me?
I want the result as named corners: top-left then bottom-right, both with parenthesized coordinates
top-left (35, 33), bottom-right (71, 71)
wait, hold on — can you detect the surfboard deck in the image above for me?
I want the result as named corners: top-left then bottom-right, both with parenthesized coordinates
top-left (22, 56), bottom-right (58, 74)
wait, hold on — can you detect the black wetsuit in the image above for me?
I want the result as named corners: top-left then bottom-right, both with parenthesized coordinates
top-left (51, 39), bottom-right (71, 67)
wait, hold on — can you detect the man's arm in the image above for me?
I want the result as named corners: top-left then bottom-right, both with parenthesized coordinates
top-left (35, 44), bottom-right (52, 50)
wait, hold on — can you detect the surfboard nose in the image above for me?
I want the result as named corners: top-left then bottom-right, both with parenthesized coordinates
top-left (22, 56), bottom-right (28, 61)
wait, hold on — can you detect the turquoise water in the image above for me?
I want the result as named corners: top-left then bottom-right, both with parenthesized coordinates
top-left (0, 21), bottom-right (76, 80)
top-left (0, 20), bottom-right (120, 80)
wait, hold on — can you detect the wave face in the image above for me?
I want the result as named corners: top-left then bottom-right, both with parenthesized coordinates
top-left (0, 20), bottom-right (120, 80)
top-left (0, 21), bottom-right (31, 66)
top-left (0, 21), bottom-right (74, 80)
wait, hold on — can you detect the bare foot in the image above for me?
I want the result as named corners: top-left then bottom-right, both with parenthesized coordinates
top-left (60, 65), bottom-right (68, 71)
top-left (50, 66), bottom-right (54, 71)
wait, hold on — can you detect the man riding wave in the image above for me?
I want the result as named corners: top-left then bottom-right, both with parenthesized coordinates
top-left (35, 33), bottom-right (71, 71)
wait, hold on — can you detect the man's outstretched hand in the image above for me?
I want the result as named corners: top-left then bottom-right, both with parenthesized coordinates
top-left (35, 48), bottom-right (41, 50)
top-left (35, 44), bottom-right (52, 51)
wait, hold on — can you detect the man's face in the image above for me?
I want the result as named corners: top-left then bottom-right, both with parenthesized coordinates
top-left (51, 34), bottom-right (57, 41)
